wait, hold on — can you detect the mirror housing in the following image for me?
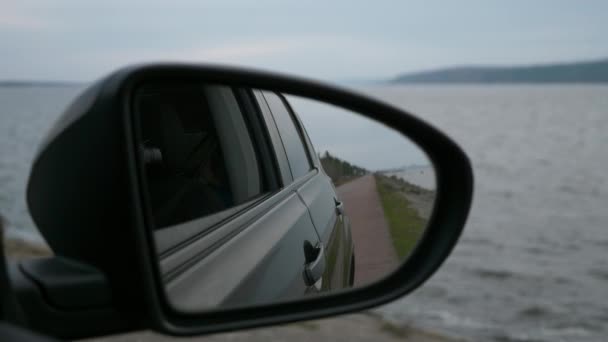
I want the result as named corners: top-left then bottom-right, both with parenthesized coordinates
top-left (25, 64), bottom-right (473, 337)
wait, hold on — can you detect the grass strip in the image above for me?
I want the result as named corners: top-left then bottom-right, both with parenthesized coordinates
top-left (374, 174), bottom-right (427, 259)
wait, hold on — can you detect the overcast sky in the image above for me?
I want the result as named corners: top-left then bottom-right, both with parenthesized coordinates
top-left (1, 1), bottom-right (607, 82)
top-left (287, 95), bottom-right (430, 171)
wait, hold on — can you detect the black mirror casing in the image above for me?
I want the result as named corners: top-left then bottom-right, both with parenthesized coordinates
top-left (25, 64), bottom-right (473, 337)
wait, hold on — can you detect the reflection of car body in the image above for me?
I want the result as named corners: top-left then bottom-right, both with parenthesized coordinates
top-left (137, 85), bottom-right (354, 310)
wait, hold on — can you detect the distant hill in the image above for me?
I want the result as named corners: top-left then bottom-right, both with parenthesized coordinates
top-left (0, 80), bottom-right (82, 87)
top-left (392, 58), bottom-right (608, 84)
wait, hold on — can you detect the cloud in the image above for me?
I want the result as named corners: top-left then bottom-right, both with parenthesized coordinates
top-left (81, 38), bottom-right (301, 67)
top-left (76, 35), bottom-right (420, 80)
top-left (190, 40), bottom-right (299, 60)
top-left (15, 33), bottom-right (467, 81)
top-left (0, 4), bottom-right (46, 30)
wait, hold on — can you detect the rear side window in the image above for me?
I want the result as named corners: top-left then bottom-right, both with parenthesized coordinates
top-left (262, 92), bottom-right (312, 180)
top-left (137, 85), bottom-right (267, 229)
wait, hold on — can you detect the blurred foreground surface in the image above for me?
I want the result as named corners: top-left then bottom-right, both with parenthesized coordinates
top-left (84, 314), bottom-right (457, 342)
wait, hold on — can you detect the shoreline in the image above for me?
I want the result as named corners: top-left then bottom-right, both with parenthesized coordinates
top-left (374, 174), bottom-right (435, 259)
top-left (380, 174), bottom-right (436, 221)
top-left (3, 228), bottom-right (52, 260)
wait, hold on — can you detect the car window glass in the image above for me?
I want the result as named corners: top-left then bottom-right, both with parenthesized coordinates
top-left (137, 85), bottom-right (267, 229)
top-left (262, 91), bottom-right (312, 180)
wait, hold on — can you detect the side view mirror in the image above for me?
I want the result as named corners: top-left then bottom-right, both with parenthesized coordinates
top-left (19, 64), bottom-right (473, 338)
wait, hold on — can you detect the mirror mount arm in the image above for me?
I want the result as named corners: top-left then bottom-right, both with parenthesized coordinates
top-left (9, 257), bottom-right (138, 339)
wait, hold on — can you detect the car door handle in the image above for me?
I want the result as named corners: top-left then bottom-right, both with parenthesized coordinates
top-left (303, 242), bottom-right (326, 286)
top-left (335, 199), bottom-right (344, 216)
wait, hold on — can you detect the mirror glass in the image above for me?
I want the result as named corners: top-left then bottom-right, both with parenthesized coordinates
top-left (133, 82), bottom-right (436, 313)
